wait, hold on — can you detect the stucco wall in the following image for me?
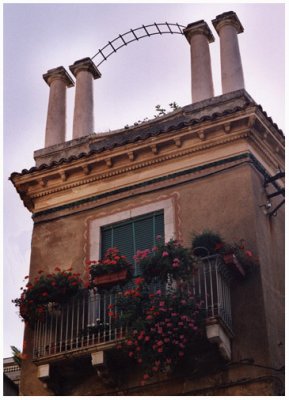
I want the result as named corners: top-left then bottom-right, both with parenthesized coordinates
top-left (20, 161), bottom-right (284, 395)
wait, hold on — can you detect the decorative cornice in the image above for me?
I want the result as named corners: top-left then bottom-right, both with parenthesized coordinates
top-left (9, 91), bottom-right (284, 217)
top-left (32, 153), bottom-right (271, 221)
top-left (29, 129), bottom-right (250, 200)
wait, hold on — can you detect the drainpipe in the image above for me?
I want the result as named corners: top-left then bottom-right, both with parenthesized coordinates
top-left (69, 57), bottom-right (101, 139)
top-left (184, 20), bottom-right (215, 103)
top-left (43, 67), bottom-right (74, 147)
top-left (212, 11), bottom-right (245, 93)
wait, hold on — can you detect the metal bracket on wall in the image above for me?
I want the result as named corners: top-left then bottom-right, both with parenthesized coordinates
top-left (260, 169), bottom-right (285, 217)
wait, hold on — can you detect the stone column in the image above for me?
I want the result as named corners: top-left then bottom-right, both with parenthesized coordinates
top-left (69, 58), bottom-right (101, 139)
top-left (43, 67), bottom-right (74, 147)
top-left (212, 11), bottom-right (245, 94)
top-left (184, 20), bottom-right (215, 103)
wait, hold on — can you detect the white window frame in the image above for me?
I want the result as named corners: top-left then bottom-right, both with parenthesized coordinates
top-left (89, 198), bottom-right (175, 261)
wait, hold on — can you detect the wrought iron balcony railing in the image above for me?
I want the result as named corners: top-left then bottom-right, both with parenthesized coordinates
top-left (32, 255), bottom-right (232, 362)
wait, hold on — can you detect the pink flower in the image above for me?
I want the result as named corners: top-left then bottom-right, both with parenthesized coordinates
top-left (157, 347), bottom-right (163, 353)
top-left (143, 374), bottom-right (149, 380)
top-left (126, 339), bottom-right (133, 346)
top-left (157, 340), bottom-right (163, 347)
top-left (134, 277), bottom-right (144, 286)
top-left (146, 315), bottom-right (153, 320)
top-left (145, 336), bottom-right (150, 342)
top-left (129, 351), bottom-right (134, 357)
top-left (159, 301), bottom-right (165, 307)
top-left (162, 251), bottom-right (169, 257)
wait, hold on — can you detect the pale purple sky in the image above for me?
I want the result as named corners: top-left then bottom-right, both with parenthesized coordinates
top-left (3, 3), bottom-right (285, 357)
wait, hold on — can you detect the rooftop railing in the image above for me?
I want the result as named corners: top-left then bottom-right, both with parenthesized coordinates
top-left (32, 255), bottom-right (232, 361)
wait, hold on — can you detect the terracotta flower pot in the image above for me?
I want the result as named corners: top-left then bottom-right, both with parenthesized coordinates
top-left (223, 253), bottom-right (246, 277)
top-left (223, 253), bottom-right (235, 265)
top-left (93, 269), bottom-right (128, 286)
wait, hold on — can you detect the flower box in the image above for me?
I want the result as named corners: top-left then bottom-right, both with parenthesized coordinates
top-left (93, 269), bottom-right (128, 287)
top-left (223, 253), bottom-right (246, 277)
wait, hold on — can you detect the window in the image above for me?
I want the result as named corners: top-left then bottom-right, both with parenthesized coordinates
top-left (87, 198), bottom-right (175, 323)
top-left (89, 198), bottom-right (175, 263)
top-left (101, 210), bottom-right (164, 276)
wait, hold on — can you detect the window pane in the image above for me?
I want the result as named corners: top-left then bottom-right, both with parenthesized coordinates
top-left (134, 217), bottom-right (154, 252)
top-left (113, 223), bottom-right (134, 265)
top-left (101, 228), bottom-right (112, 258)
top-left (100, 210), bottom-right (164, 277)
top-left (154, 212), bottom-right (165, 242)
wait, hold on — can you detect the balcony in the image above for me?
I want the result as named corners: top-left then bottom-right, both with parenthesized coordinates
top-left (32, 255), bottom-right (233, 369)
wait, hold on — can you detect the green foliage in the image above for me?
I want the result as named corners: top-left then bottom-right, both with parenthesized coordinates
top-left (134, 238), bottom-right (195, 282)
top-left (192, 230), bottom-right (224, 257)
top-left (12, 268), bottom-right (83, 325)
top-left (112, 278), bottom-right (207, 384)
top-left (11, 345), bottom-right (22, 366)
top-left (88, 248), bottom-right (132, 279)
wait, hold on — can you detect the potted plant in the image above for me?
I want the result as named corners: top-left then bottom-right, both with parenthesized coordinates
top-left (88, 248), bottom-right (132, 288)
top-left (192, 231), bottom-right (258, 278)
top-left (111, 277), bottom-right (207, 385)
top-left (134, 238), bottom-right (195, 283)
top-left (192, 230), bottom-right (224, 257)
top-left (226, 240), bottom-right (258, 277)
top-left (12, 267), bottom-right (83, 325)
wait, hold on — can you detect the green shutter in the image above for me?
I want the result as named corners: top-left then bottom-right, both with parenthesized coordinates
top-left (154, 212), bottom-right (164, 243)
top-left (101, 228), bottom-right (112, 258)
top-left (101, 210), bottom-right (164, 277)
top-left (112, 223), bottom-right (134, 265)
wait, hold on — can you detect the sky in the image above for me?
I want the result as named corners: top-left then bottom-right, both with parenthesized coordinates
top-left (3, 2), bottom-right (286, 358)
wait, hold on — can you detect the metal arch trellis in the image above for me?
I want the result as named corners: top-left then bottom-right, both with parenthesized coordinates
top-left (91, 22), bottom-right (186, 68)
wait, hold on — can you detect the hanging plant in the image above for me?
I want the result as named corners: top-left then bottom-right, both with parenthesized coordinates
top-left (12, 267), bottom-right (83, 325)
top-left (192, 231), bottom-right (259, 278)
top-left (110, 277), bottom-right (207, 384)
top-left (192, 230), bottom-right (224, 257)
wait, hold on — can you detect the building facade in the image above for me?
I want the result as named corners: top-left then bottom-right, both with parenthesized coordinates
top-left (3, 357), bottom-right (20, 396)
top-left (10, 12), bottom-right (284, 396)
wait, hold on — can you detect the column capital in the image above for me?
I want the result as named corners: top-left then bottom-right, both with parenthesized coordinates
top-left (69, 57), bottom-right (101, 80)
top-left (183, 20), bottom-right (215, 44)
top-left (43, 66), bottom-right (74, 87)
top-left (212, 11), bottom-right (244, 35)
